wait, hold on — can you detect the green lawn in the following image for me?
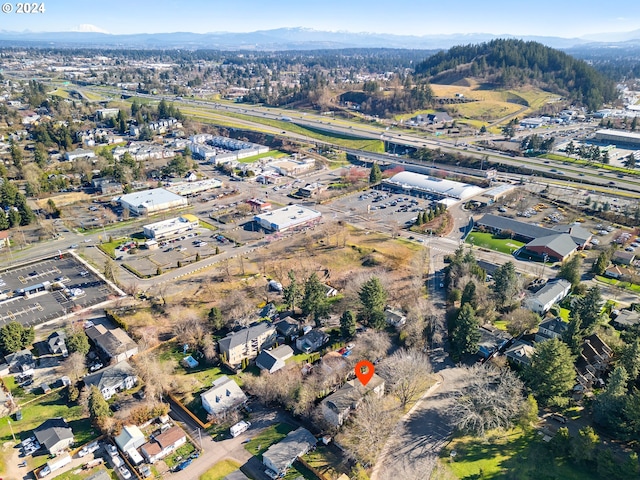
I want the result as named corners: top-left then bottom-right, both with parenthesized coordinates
top-left (559, 308), bottom-right (571, 321)
top-left (238, 150), bottom-right (288, 163)
top-left (244, 423), bottom-right (295, 457)
top-left (164, 442), bottom-right (196, 468)
top-left (595, 275), bottom-right (640, 292)
top-left (200, 459), bottom-right (241, 480)
top-left (442, 428), bottom-right (601, 480)
top-left (466, 232), bottom-right (525, 255)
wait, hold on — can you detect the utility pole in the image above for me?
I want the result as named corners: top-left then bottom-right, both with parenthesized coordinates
top-left (7, 419), bottom-right (15, 442)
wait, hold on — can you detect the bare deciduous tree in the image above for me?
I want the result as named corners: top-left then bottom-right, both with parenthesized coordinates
top-left (503, 308), bottom-right (540, 336)
top-left (351, 330), bottom-right (392, 364)
top-left (63, 352), bottom-right (87, 381)
top-left (447, 364), bottom-right (526, 437)
top-left (378, 349), bottom-right (433, 407)
top-left (133, 353), bottom-right (174, 403)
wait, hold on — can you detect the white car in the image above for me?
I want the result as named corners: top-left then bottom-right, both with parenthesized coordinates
top-left (119, 466), bottom-right (132, 479)
top-left (106, 444), bottom-right (118, 457)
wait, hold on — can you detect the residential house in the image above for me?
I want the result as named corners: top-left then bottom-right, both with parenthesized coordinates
top-left (504, 341), bottom-right (536, 367)
top-left (322, 284), bottom-right (338, 297)
top-left (34, 418), bottom-right (74, 454)
top-left (524, 279), bottom-right (571, 314)
top-left (140, 426), bottom-right (186, 464)
top-left (575, 334), bottom-right (613, 390)
top-left (612, 309), bottom-right (640, 329)
top-left (83, 361), bottom-right (137, 400)
top-left (5, 348), bottom-right (35, 374)
top-left (275, 318), bottom-right (299, 339)
top-left (115, 425), bottom-right (146, 452)
top-left (201, 376), bottom-right (247, 418)
top-left (262, 427), bottom-right (316, 477)
top-left (47, 331), bottom-right (68, 356)
top-left (321, 374), bottom-right (385, 427)
top-left (255, 345), bottom-right (294, 374)
top-left (604, 264), bottom-right (635, 280)
top-left (535, 318), bottom-right (569, 343)
top-left (85, 325), bottom-right (139, 364)
top-left (295, 330), bottom-right (329, 353)
top-left (477, 326), bottom-right (511, 359)
top-left (613, 250), bottom-right (636, 265)
top-left (384, 306), bottom-right (407, 328)
top-left (0, 230), bottom-right (9, 248)
top-left (218, 323), bottom-right (276, 367)
top-left (64, 148), bottom-right (95, 162)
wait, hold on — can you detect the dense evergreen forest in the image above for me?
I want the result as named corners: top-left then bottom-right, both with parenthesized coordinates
top-left (415, 39), bottom-right (618, 110)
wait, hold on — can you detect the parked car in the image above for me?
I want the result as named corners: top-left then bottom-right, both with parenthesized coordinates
top-left (174, 458), bottom-right (192, 471)
top-left (119, 466), bottom-right (132, 479)
top-left (106, 444), bottom-right (118, 457)
top-left (550, 413), bottom-right (567, 424)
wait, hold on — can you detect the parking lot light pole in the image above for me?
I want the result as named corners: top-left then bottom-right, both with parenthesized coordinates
top-left (7, 419), bottom-right (15, 442)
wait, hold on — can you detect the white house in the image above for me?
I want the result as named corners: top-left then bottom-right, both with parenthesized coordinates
top-left (262, 428), bottom-right (316, 477)
top-left (140, 426), bottom-right (186, 464)
top-left (115, 425), bottom-right (146, 452)
top-left (524, 279), bottom-right (571, 314)
top-left (201, 376), bottom-right (247, 418)
top-left (83, 361), bottom-right (137, 400)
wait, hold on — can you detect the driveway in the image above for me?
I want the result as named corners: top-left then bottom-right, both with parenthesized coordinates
top-left (371, 366), bottom-right (467, 480)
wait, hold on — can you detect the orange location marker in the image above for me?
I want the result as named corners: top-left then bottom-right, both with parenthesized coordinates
top-left (354, 360), bottom-right (375, 386)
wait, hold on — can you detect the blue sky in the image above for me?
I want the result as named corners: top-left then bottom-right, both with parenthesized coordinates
top-left (5, 0), bottom-right (640, 37)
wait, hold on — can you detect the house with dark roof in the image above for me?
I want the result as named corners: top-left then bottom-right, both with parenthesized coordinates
top-left (477, 326), bottom-right (511, 359)
top-left (48, 331), bottom-right (68, 356)
top-left (524, 280), bottom-right (571, 315)
top-left (275, 318), bottom-right (299, 338)
top-left (5, 348), bottom-right (35, 374)
top-left (85, 325), bottom-right (138, 364)
top-left (83, 361), bottom-right (137, 400)
top-left (295, 329), bottom-right (329, 353)
top-left (613, 250), bottom-right (636, 265)
top-left (256, 345), bottom-right (294, 374)
top-left (321, 374), bottom-right (385, 427)
top-left (504, 341), bottom-right (536, 367)
top-left (524, 234), bottom-right (577, 262)
top-left (552, 224), bottom-right (592, 248)
top-left (575, 334), bottom-right (613, 390)
top-left (140, 426), bottom-right (186, 464)
top-left (476, 214), bottom-right (557, 242)
top-left (262, 427), bottom-right (316, 477)
top-left (218, 323), bottom-right (276, 367)
top-left (535, 317), bottom-right (569, 342)
top-left (34, 418), bottom-right (74, 454)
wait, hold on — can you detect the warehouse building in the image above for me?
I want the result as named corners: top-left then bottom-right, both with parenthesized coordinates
top-left (595, 129), bottom-right (640, 147)
top-left (116, 188), bottom-right (188, 216)
top-left (166, 178), bottom-right (222, 196)
top-left (143, 214), bottom-right (200, 239)
top-left (383, 171), bottom-right (484, 201)
top-left (255, 205), bottom-right (322, 232)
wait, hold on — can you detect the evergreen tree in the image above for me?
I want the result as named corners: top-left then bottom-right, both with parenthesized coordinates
top-left (450, 303), bottom-right (480, 359)
top-left (208, 306), bottom-right (223, 330)
top-left (573, 285), bottom-right (603, 331)
top-left (563, 313), bottom-right (584, 355)
top-left (0, 210), bottom-right (8, 230)
top-left (340, 310), bottom-right (357, 338)
top-left (593, 365), bottom-right (628, 430)
top-left (66, 330), bottom-right (90, 355)
top-left (492, 261), bottom-right (518, 307)
top-left (358, 277), bottom-right (387, 325)
top-left (369, 163), bottom-right (382, 183)
top-left (558, 255), bottom-right (582, 288)
top-left (592, 251), bottom-right (609, 276)
top-left (460, 281), bottom-right (477, 309)
top-left (15, 194), bottom-right (35, 225)
top-left (88, 385), bottom-right (111, 422)
top-left (571, 426), bottom-right (599, 464)
top-left (283, 270), bottom-right (302, 312)
top-left (8, 209), bottom-right (21, 228)
top-left (524, 337), bottom-right (575, 406)
top-left (301, 273), bottom-right (329, 326)
top-left (0, 321), bottom-right (34, 354)
top-left (34, 142), bottom-right (48, 168)
top-left (619, 337), bottom-right (640, 383)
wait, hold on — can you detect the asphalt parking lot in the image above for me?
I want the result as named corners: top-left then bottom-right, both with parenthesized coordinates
top-left (0, 255), bottom-right (115, 327)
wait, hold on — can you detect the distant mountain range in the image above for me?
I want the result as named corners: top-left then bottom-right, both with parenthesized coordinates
top-left (0, 27), bottom-right (639, 50)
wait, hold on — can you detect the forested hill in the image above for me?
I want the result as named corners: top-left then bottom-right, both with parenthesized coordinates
top-left (414, 39), bottom-right (617, 110)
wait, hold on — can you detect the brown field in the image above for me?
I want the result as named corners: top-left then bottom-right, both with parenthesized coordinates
top-left (35, 191), bottom-right (92, 208)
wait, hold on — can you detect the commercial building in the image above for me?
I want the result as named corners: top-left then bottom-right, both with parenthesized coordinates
top-left (166, 178), bottom-right (222, 196)
top-left (524, 280), bottom-right (571, 314)
top-left (481, 184), bottom-right (518, 204)
top-left (143, 214), bottom-right (200, 239)
top-left (262, 427), bottom-right (316, 477)
top-left (384, 171), bottom-right (484, 201)
top-left (524, 233), bottom-right (578, 262)
top-left (255, 205), bottom-right (322, 232)
top-left (595, 129), bottom-right (640, 147)
top-left (116, 188), bottom-right (188, 216)
top-left (189, 134), bottom-right (269, 164)
top-left (476, 214), bottom-right (556, 242)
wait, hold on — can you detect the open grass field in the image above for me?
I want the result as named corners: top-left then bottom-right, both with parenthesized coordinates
top-left (244, 423), bottom-right (295, 457)
top-left (596, 275), bottom-right (640, 293)
top-left (466, 231), bottom-right (524, 255)
top-left (441, 428), bottom-right (601, 480)
top-left (237, 150), bottom-right (288, 163)
top-left (200, 459), bottom-right (241, 480)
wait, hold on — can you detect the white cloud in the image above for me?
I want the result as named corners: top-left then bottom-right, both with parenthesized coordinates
top-left (72, 24), bottom-right (110, 34)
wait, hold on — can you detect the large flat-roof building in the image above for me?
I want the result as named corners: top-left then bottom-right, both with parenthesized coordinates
top-left (166, 178), bottom-right (222, 196)
top-left (255, 205), bottom-right (322, 232)
top-left (143, 214), bottom-right (200, 239)
top-left (595, 129), bottom-right (640, 147)
top-left (383, 171), bottom-right (484, 200)
top-left (116, 188), bottom-right (188, 216)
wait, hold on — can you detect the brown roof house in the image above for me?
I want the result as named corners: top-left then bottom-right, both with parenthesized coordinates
top-left (321, 374), bottom-right (385, 427)
top-left (575, 334), bottom-right (613, 390)
top-left (86, 325), bottom-right (138, 364)
top-left (140, 426), bottom-right (186, 464)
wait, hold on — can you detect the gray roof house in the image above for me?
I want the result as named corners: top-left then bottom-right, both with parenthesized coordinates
top-left (613, 250), bottom-right (636, 265)
top-left (535, 318), bottom-right (569, 343)
top-left (48, 331), bottom-right (68, 356)
top-left (34, 418), bottom-right (74, 454)
top-left (504, 341), bottom-right (536, 366)
top-left (86, 325), bottom-right (138, 364)
top-left (613, 309), bottom-right (640, 329)
top-left (524, 279), bottom-right (571, 314)
top-left (295, 330), bottom-right (329, 353)
top-left (262, 427), bottom-right (316, 476)
top-left (256, 345), bottom-right (294, 374)
top-left (275, 318), bottom-right (299, 338)
top-left (5, 348), bottom-right (35, 373)
top-left (201, 376), bottom-right (247, 418)
top-left (218, 323), bottom-right (276, 367)
top-left (321, 374), bottom-right (385, 427)
top-left (477, 326), bottom-right (511, 359)
top-left (384, 307), bottom-right (407, 328)
top-left (83, 361), bottom-right (137, 400)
